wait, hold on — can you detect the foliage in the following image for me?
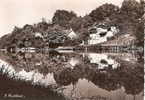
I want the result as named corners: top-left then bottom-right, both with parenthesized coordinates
top-left (70, 15), bottom-right (93, 31)
top-left (89, 3), bottom-right (119, 21)
top-left (52, 10), bottom-right (77, 28)
top-left (121, 0), bottom-right (144, 19)
top-left (134, 20), bottom-right (144, 46)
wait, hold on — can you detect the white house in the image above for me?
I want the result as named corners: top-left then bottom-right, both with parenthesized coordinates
top-left (67, 28), bottom-right (77, 39)
top-left (96, 27), bottom-right (108, 34)
top-left (88, 34), bottom-right (107, 44)
top-left (88, 25), bottom-right (119, 45)
top-left (34, 32), bottom-right (43, 38)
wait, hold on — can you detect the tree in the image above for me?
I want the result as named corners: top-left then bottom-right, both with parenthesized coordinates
top-left (69, 15), bottom-right (93, 32)
top-left (121, 0), bottom-right (144, 19)
top-left (52, 10), bottom-right (77, 28)
top-left (134, 20), bottom-right (144, 46)
top-left (12, 26), bottom-right (22, 34)
top-left (35, 20), bottom-right (49, 32)
top-left (79, 28), bottom-right (89, 42)
top-left (89, 3), bottom-right (119, 21)
top-left (23, 24), bottom-right (34, 33)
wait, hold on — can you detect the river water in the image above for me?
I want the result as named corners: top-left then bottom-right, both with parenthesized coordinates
top-left (0, 50), bottom-right (144, 100)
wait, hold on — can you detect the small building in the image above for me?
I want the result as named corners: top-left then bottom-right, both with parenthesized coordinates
top-left (67, 28), bottom-right (78, 39)
top-left (88, 25), bottom-right (119, 45)
top-left (34, 32), bottom-right (43, 38)
top-left (88, 34), bottom-right (107, 44)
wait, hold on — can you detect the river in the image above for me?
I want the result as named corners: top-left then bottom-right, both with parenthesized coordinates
top-left (0, 50), bottom-right (143, 100)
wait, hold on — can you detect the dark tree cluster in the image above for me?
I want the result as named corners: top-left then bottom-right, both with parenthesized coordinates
top-left (52, 10), bottom-right (77, 28)
top-left (89, 3), bottom-right (119, 21)
top-left (121, 0), bottom-right (144, 19)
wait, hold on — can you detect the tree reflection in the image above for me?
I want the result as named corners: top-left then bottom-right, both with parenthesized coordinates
top-left (0, 67), bottom-right (66, 100)
top-left (0, 51), bottom-right (143, 97)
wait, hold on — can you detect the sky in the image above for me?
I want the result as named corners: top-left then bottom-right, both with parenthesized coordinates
top-left (0, 0), bottom-right (140, 37)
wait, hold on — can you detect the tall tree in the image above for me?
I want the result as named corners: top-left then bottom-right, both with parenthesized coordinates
top-left (89, 3), bottom-right (119, 21)
top-left (121, 0), bottom-right (144, 19)
top-left (134, 20), bottom-right (144, 46)
top-left (52, 10), bottom-right (77, 28)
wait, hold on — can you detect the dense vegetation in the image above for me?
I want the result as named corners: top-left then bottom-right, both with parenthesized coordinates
top-left (0, 0), bottom-right (144, 49)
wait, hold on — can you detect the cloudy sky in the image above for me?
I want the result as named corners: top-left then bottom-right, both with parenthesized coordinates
top-left (0, 0), bottom-right (140, 37)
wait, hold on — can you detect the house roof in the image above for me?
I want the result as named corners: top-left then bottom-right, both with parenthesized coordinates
top-left (67, 29), bottom-right (77, 39)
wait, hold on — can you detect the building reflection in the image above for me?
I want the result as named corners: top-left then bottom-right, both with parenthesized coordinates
top-left (0, 51), bottom-right (143, 100)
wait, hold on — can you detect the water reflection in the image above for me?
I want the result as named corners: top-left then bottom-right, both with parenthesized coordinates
top-left (0, 50), bottom-right (143, 100)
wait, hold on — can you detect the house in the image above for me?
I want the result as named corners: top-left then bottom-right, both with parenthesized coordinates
top-left (67, 28), bottom-right (77, 39)
top-left (88, 24), bottom-right (119, 45)
top-left (88, 34), bottom-right (107, 44)
top-left (34, 32), bottom-right (43, 38)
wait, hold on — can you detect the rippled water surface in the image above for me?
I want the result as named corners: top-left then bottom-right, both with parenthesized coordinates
top-left (0, 50), bottom-right (143, 100)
